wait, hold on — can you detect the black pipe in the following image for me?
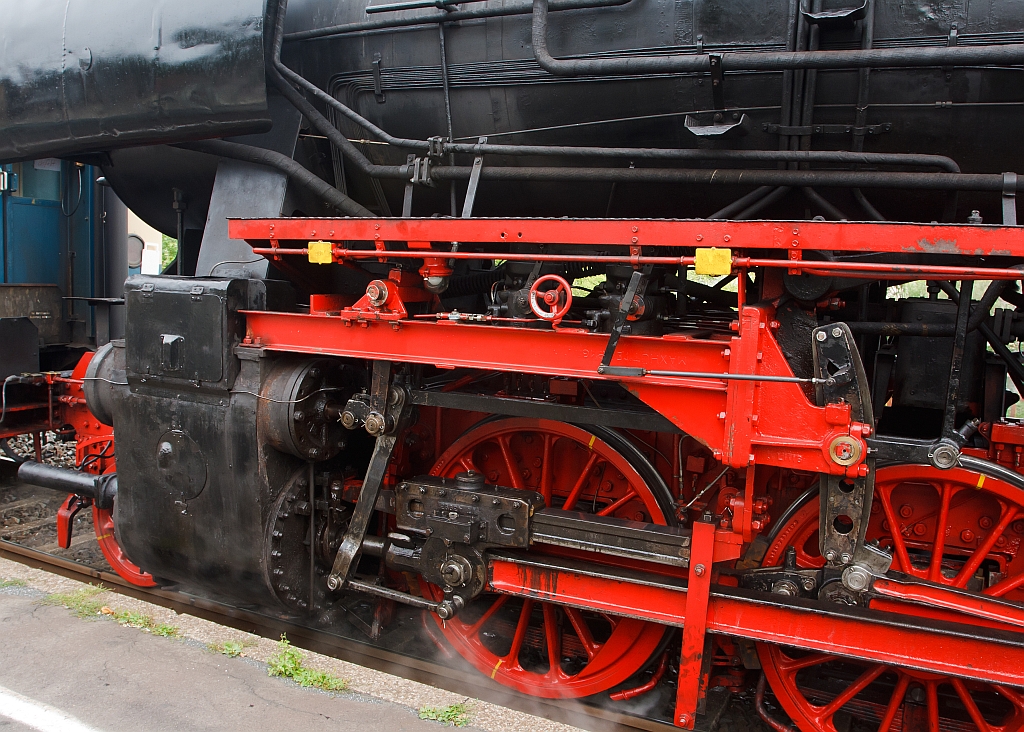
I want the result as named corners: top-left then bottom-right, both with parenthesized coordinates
top-left (269, 4), bottom-right (411, 182)
top-left (532, 0), bottom-right (1024, 76)
top-left (18, 462), bottom-right (117, 509)
top-left (284, 0), bottom-right (631, 42)
top-left (801, 187), bottom-right (848, 220)
top-left (272, 4), bottom-right (965, 173)
top-left (270, 0), bottom-right (1018, 201)
top-left (275, 50), bottom-right (963, 170)
top-left (969, 279), bottom-right (1012, 331)
top-left (935, 280), bottom-right (1024, 395)
top-left (174, 140), bottom-right (377, 218)
top-left (853, 189), bottom-right (885, 221)
top-left (737, 186), bottom-right (791, 219)
top-left (707, 186), bottom-right (774, 220)
top-left (427, 165), bottom-right (1024, 191)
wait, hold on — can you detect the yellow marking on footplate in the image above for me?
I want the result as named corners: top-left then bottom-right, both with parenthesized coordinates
top-left (976, 474), bottom-right (986, 489)
top-left (307, 240), bottom-right (333, 264)
top-left (694, 247), bottom-right (732, 276)
top-left (588, 435), bottom-right (597, 450)
top-left (491, 659), bottom-right (503, 678)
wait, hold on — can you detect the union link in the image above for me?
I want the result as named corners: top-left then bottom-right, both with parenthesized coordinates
top-left (229, 216), bottom-right (1024, 728)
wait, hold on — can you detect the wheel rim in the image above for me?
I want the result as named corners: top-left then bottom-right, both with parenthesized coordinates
top-left (426, 417), bottom-right (669, 698)
top-left (758, 465), bottom-right (1024, 732)
top-left (92, 464), bottom-right (156, 587)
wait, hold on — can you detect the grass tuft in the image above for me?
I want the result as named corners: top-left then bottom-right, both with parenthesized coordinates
top-left (267, 635), bottom-right (348, 692)
top-left (41, 588), bottom-right (180, 637)
top-left (208, 640), bottom-right (245, 657)
top-left (0, 578), bottom-right (28, 588)
top-left (418, 702), bottom-right (471, 727)
top-left (152, 623), bottom-right (182, 638)
top-left (41, 586), bottom-right (106, 618)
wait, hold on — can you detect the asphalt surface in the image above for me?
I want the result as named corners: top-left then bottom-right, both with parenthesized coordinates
top-left (0, 589), bottom-right (447, 732)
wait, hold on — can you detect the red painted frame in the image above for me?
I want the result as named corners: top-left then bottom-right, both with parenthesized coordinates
top-left (228, 217), bottom-right (1024, 725)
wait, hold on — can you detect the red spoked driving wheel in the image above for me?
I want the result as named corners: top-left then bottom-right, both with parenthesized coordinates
top-left (758, 465), bottom-right (1024, 732)
top-left (425, 417), bottom-right (671, 698)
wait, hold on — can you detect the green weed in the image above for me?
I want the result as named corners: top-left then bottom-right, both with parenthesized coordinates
top-left (41, 586), bottom-right (105, 618)
top-left (152, 623), bottom-right (182, 638)
top-left (0, 578), bottom-right (27, 588)
top-left (208, 640), bottom-right (245, 657)
top-left (267, 635), bottom-right (348, 692)
top-left (418, 702), bottom-right (471, 727)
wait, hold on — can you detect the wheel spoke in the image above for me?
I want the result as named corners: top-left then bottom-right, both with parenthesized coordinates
top-left (927, 681), bottom-right (940, 732)
top-left (775, 652), bottom-right (834, 674)
top-left (984, 570), bottom-right (1024, 598)
top-left (877, 674), bottom-right (910, 732)
top-left (467, 594), bottom-right (510, 635)
top-left (928, 482), bottom-right (953, 582)
top-left (497, 435), bottom-right (525, 490)
top-left (562, 452), bottom-right (600, 511)
top-left (459, 456), bottom-right (479, 473)
top-left (994, 684), bottom-right (1024, 708)
top-left (818, 664), bottom-right (887, 719)
top-left (540, 434), bottom-right (554, 505)
top-left (876, 487), bottom-right (917, 576)
top-left (954, 505), bottom-right (1019, 588)
top-left (542, 604), bottom-right (565, 679)
top-left (596, 488), bottom-right (638, 518)
top-left (951, 678), bottom-right (993, 732)
top-left (504, 599), bottom-right (534, 667)
top-left (564, 607), bottom-right (601, 661)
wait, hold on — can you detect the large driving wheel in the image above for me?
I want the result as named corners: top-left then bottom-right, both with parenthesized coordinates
top-left (758, 465), bottom-right (1024, 732)
top-left (425, 417), bottom-right (673, 698)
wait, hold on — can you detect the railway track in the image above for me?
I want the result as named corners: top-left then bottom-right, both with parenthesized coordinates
top-left (0, 496), bottom-right (721, 732)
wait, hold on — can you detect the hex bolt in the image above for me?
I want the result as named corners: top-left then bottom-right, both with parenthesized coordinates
top-left (815, 331), bottom-right (827, 342)
top-left (326, 575), bottom-right (341, 591)
top-left (831, 326), bottom-right (843, 338)
top-left (693, 564), bottom-right (706, 577)
top-left (824, 550), bottom-right (837, 562)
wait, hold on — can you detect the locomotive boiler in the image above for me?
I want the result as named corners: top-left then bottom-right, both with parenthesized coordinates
top-left (4, 0), bottom-right (1024, 730)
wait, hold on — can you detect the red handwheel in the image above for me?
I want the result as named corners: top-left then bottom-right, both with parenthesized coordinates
top-left (529, 274), bottom-right (573, 324)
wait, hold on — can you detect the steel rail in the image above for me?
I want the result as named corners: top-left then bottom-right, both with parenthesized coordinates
top-left (0, 538), bottom-right (675, 732)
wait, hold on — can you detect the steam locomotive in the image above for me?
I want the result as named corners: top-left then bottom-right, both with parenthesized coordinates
top-left (4, 0), bottom-right (1024, 729)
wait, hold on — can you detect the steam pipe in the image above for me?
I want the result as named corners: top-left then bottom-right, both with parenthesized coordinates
top-left (273, 19), bottom-right (962, 170)
top-left (174, 140), bottom-right (377, 217)
top-left (427, 165), bottom-right (1024, 191)
top-left (269, 1), bottom-right (412, 180)
top-left (283, 0), bottom-right (631, 42)
top-left (532, 0), bottom-right (1024, 75)
top-left (269, 0), bottom-right (1014, 199)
